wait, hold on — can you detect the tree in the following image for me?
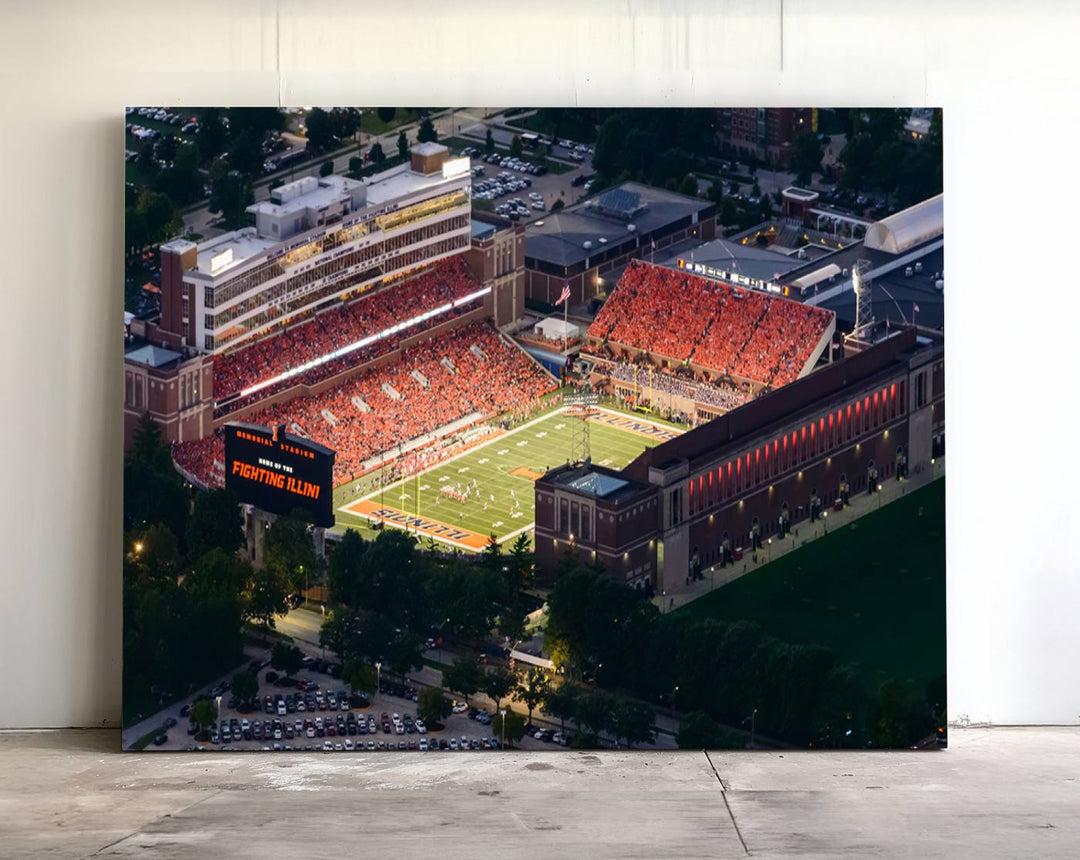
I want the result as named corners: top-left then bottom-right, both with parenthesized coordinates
top-left (377, 106), bottom-right (396, 124)
top-left (417, 116), bottom-right (438, 144)
top-left (191, 699), bottom-right (218, 738)
top-left (442, 656), bottom-right (484, 707)
top-left (388, 632), bottom-right (424, 682)
top-left (870, 678), bottom-right (928, 748)
top-left (707, 178), bottom-right (725, 205)
top-left (790, 132), bottom-right (824, 187)
top-left (719, 197), bottom-right (738, 226)
top-left (483, 667), bottom-right (516, 713)
top-left (677, 174), bottom-right (699, 198)
top-left (576, 689), bottom-right (617, 745)
top-left (135, 189), bottom-right (183, 246)
top-left (543, 682), bottom-right (581, 733)
top-left (508, 532), bottom-right (534, 590)
top-left (304, 107), bottom-right (337, 152)
top-left (194, 108), bottom-right (228, 163)
top-left (397, 130), bottom-right (408, 159)
top-left (342, 659), bottom-right (377, 700)
top-left (369, 141), bottom-right (385, 164)
top-left (231, 668), bottom-right (259, 706)
top-left (264, 513), bottom-right (319, 594)
top-left (676, 710), bottom-right (741, 749)
top-left (812, 664), bottom-right (869, 749)
top-left (134, 522), bottom-right (180, 575)
top-left (485, 128), bottom-right (495, 154)
top-left (186, 488), bottom-right (244, 560)
top-left (417, 687), bottom-right (452, 727)
top-left (612, 698), bottom-right (655, 748)
top-left (319, 158), bottom-right (334, 177)
top-left (271, 642), bottom-right (303, 678)
top-left (493, 708), bottom-right (527, 746)
top-left (510, 134), bottom-right (523, 158)
top-left (207, 170), bottom-right (253, 230)
top-left (319, 610), bottom-right (359, 663)
top-left (246, 563), bottom-right (288, 635)
top-left (549, 199), bottom-right (565, 213)
top-left (513, 668), bottom-right (550, 726)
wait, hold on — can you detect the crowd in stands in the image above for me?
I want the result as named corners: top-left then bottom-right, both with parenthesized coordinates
top-left (587, 259), bottom-right (833, 388)
top-left (174, 321), bottom-right (556, 488)
top-left (605, 361), bottom-right (749, 412)
top-left (212, 256), bottom-right (484, 407)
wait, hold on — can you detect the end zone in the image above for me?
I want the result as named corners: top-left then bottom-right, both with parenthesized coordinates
top-left (339, 499), bottom-right (490, 550)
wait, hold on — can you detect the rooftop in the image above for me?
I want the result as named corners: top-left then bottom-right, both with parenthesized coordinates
top-left (124, 341), bottom-right (182, 368)
top-left (541, 461), bottom-right (653, 504)
top-left (248, 175), bottom-right (363, 220)
top-left (192, 229), bottom-right (278, 277)
top-left (525, 182), bottom-right (714, 269)
top-left (364, 160), bottom-right (465, 206)
top-left (470, 219), bottom-right (496, 241)
top-left (657, 237), bottom-right (806, 284)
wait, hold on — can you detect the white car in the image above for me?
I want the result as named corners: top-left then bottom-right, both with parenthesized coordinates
top-left (415, 720), bottom-right (427, 734)
top-left (323, 740), bottom-right (333, 751)
top-left (344, 739), bottom-right (354, 751)
top-left (448, 738), bottom-right (459, 750)
top-left (532, 201), bottom-right (545, 210)
top-left (418, 738), bottom-right (429, 750)
top-left (452, 702), bottom-right (468, 714)
top-left (529, 192), bottom-right (543, 201)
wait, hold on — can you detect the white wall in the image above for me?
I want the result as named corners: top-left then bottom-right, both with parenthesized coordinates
top-left (1, 0), bottom-right (1077, 728)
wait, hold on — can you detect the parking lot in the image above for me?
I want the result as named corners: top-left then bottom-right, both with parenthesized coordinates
top-left (144, 653), bottom-right (569, 753)
top-left (455, 141), bottom-right (595, 224)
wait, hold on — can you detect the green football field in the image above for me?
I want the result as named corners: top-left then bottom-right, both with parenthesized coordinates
top-left (675, 478), bottom-right (947, 696)
top-left (331, 407), bottom-right (680, 549)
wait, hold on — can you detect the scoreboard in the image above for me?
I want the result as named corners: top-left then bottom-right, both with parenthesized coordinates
top-left (224, 422), bottom-right (336, 527)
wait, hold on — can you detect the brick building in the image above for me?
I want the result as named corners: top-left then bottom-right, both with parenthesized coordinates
top-left (534, 327), bottom-right (944, 593)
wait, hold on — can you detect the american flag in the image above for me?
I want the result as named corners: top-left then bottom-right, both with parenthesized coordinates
top-left (555, 283), bottom-right (571, 306)
top-left (913, 303), bottom-right (921, 314)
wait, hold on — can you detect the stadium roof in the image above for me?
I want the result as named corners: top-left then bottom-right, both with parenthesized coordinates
top-left (248, 175), bottom-right (363, 220)
top-left (365, 160), bottom-right (465, 206)
top-left (864, 194), bottom-right (943, 254)
top-left (656, 238), bottom-right (805, 284)
top-left (525, 182), bottom-right (713, 270)
top-left (192, 229), bottom-right (278, 277)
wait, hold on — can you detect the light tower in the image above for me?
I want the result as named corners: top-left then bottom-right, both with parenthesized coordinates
top-left (851, 258), bottom-right (874, 342)
top-left (564, 385), bottom-right (599, 466)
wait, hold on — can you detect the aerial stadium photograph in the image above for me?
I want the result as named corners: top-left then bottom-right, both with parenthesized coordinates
top-left (122, 107), bottom-right (945, 754)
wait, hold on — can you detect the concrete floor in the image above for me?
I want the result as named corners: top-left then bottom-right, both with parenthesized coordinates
top-left (2, 726), bottom-right (1077, 859)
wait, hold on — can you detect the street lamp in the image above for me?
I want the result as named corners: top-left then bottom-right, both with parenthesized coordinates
top-left (133, 542), bottom-right (143, 556)
top-left (671, 685), bottom-right (679, 713)
top-left (822, 510), bottom-right (827, 535)
top-left (500, 708), bottom-right (507, 749)
top-left (767, 537), bottom-right (772, 562)
top-left (877, 484), bottom-right (883, 510)
top-left (215, 696), bottom-right (223, 743)
top-left (744, 708), bottom-right (758, 749)
top-left (375, 662), bottom-right (381, 704)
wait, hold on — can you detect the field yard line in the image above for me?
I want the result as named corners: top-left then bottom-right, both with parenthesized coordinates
top-left (496, 523), bottom-right (533, 546)
top-left (353, 407), bottom-right (571, 504)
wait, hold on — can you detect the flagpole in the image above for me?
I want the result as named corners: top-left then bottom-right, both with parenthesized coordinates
top-left (563, 282), bottom-right (568, 354)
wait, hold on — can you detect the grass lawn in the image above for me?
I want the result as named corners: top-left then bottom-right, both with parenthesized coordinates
top-left (676, 479), bottom-right (946, 696)
top-left (359, 109), bottom-right (422, 137)
top-left (331, 407), bottom-right (681, 549)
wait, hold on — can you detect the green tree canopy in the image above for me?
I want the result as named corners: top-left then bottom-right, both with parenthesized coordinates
top-left (493, 707), bottom-right (527, 746)
top-left (612, 698), bottom-right (655, 748)
top-left (513, 668), bottom-right (551, 726)
top-left (442, 656), bottom-right (484, 707)
top-left (264, 512), bottom-right (319, 594)
top-left (342, 660), bottom-right (377, 698)
top-left (191, 699), bottom-right (218, 735)
top-left (271, 642), bottom-right (304, 678)
top-left (397, 130), bottom-right (408, 159)
top-left (232, 668), bottom-right (259, 705)
top-left (186, 488), bottom-right (244, 560)
top-left (377, 107), bottom-right (396, 124)
top-left (319, 158), bottom-right (335, 177)
top-left (482, 667), bottom-right (516, 713)
top-left (417, 116), bottom-right (438, 143)
top-left (417, 686), bottom-right (452, 726)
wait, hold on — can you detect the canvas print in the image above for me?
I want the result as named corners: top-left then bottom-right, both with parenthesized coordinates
top-left (122, 107), bottom-right (945, 752)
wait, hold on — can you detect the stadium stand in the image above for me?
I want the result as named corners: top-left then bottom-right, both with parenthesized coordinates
top-left (212, 256), bottom-right (484, 407)
top-left (587, 260), bottom-right (833, 388)
top-left (174, 321), bottom-right (556, 488)
top-left (604, 361), bottom-right (749, 411)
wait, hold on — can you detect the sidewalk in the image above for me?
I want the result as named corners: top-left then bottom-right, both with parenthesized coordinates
top-left (657, 457), bottom-right (946, 613)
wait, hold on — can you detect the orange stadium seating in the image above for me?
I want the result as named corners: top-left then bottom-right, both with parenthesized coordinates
top-left (588, 260), bottom-right (832, 387)
top-left (174, 321), bottom-right (556, 489)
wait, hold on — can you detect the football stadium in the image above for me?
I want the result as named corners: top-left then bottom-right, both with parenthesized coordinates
top-left (123, 140), bottom-right (928, 560)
